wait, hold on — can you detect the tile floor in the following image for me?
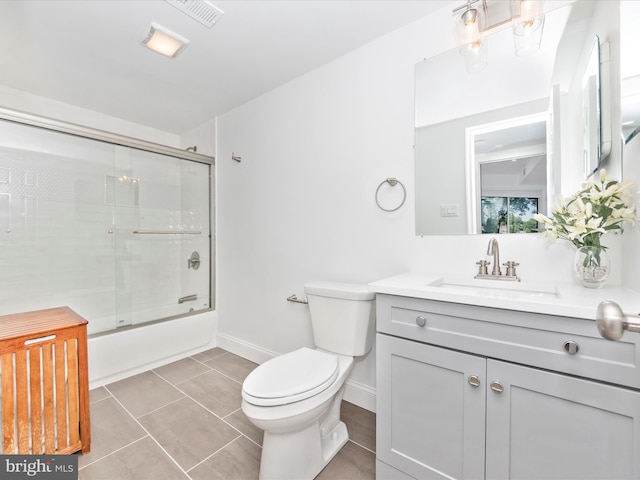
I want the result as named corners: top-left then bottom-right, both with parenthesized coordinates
top-left (78, 348), bottom-right (376, 480)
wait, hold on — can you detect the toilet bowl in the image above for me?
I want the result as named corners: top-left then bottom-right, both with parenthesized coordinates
top-left (241, 281), bottom-right (375, 480)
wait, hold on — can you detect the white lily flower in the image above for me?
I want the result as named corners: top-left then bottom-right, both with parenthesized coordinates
top-left (535, 173), bottom-right (636, 250)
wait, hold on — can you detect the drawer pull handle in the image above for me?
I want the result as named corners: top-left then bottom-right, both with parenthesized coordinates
top-left (468, 375), bottom-right (480, 388)
top-left (563, 340), bottom-right (580, 355)
top-left (490, 380), bottom-right (503, 393)
top-left (25, 334), bottom-right (57, 346)
top-left (415, 316), bottom-right (427, 327)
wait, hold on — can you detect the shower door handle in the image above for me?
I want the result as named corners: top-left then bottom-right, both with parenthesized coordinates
top-left (187, 251), bottom-right (200, 270)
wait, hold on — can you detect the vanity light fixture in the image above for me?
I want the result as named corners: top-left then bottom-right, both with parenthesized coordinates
top-left (453, 0), bottom-right (489, 73)
top-left (453, 1), bottom-right (485, 53)
top-left (510, 0), bottom-right (545, 56)
top-left (452, 0), bottom-right (545, 72)
top-left (140, 22), bottom-right (189, 58)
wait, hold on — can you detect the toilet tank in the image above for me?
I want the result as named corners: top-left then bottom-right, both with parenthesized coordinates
top-left (304, 281), bottom-right (376, 356)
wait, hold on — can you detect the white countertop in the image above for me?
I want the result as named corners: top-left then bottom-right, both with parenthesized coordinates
top-left (368, 272), bottom-right (640, 320)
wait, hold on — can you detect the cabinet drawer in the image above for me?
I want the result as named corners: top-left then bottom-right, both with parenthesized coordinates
top-left (376, 294), bottom-right (640, 390)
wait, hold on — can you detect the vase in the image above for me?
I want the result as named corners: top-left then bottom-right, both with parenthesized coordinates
top-left (574, 246), bottom-right (610, 288)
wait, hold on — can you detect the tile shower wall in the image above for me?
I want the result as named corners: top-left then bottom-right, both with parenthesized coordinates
top-left (0, 119), bottom-right (211, 335)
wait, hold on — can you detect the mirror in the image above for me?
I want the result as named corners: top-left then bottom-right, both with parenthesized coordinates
top-left (621, 2), bottom-right (640, 144)
top-left (415, 1), bottom-right (621, 235)
top-left (582, 35), bottom-right (608, 177)
top-left (468, 113), bottom-right (548, 234)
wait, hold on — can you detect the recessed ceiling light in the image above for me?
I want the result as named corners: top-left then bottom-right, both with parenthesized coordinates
top-left (140, 22), bottom-right (189, 58)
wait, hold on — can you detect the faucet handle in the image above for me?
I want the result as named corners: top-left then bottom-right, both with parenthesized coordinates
top-left (503, 261), bottom-right (520, 278)
top-left (476, 259), bottom-right (490, 276)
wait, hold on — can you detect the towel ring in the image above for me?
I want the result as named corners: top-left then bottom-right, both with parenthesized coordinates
top-left (375, 178), bottom-right (406, 212)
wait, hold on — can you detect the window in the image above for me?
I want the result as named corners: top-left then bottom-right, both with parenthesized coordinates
top-left (481, 196), bottom-right (539, 234)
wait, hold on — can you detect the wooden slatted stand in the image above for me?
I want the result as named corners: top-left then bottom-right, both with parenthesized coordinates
top-left (0, 307), bottom-right (90, 455)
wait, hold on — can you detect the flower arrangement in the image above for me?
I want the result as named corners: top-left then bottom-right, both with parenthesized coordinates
top-left (533, 169), bottom-right (636, 286)
top-left (533, 169), bottom-right (637, 251)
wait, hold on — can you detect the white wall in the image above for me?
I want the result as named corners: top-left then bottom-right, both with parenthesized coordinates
top-left (0, 85), bottom-right (181, 146)
top-left (216, 2), bottom-right (634, 411)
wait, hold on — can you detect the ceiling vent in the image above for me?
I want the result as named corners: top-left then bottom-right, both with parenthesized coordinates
top-left (166, 0), bottom-right (224, 28)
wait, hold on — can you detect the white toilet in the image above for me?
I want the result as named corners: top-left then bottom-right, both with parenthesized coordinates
top-left (241, 281), bottom-right (376, 480)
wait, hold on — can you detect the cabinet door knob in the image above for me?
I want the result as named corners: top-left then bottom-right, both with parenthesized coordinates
top-left (490, 380), bottom-right (504, 393)
top-left (415, 316), bottom-right (427, 327)
top-left (563, 340), bottom-right (580, 355)
top-left (468, 375), bottom-right (480, 388)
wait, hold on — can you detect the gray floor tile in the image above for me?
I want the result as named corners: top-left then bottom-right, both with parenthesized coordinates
top-left (154, 357), bottom-right (211, 385)
top-left (89, 387), bottom-right (111, 404)
top-left (138, 396), bottom-right (240, 471)
top-left (188, 435), bottom-right (261, 480)
top-left (191, 347), bottom-right (227, 362)
top-left (78, 349), bottom-right (375, 480)
top-left (176, 369), bottom-right (243, 417)
top-left (316, 440), bottom-right (376, 480)
top-left (106, 370), bottom-right (184, 418)
top-left (224, 409), bottom-right (264, 447)
top-left (204, 352), bottom-right (258, 383)
top-left (342, 400), bottom-right (376, 452)
top-left (79, 436), bottom-right (188, 480)
top-left (78, 397), bottom-right (146, 468)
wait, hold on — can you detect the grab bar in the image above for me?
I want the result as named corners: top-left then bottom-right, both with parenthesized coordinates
top-left (286, 294), bottom-right (308, 304)
top-left (178, 294), bottom-right (198, 304)
top-left (133, 230), bottom-right (202, 235)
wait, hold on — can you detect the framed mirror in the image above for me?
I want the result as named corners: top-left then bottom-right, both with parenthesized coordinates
top-left (415, 1), bottom-right (621, 236)
top-left (582, 35), bottom-right (610, 177)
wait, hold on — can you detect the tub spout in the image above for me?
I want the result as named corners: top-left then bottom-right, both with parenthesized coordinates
top-left (178, 294), bottom-right (197, 304)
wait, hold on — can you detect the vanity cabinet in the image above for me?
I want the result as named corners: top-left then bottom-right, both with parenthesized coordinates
top-left (376, 294), bottom-right (640, 480)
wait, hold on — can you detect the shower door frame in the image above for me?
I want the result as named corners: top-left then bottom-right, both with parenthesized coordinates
top-left (0, 106), bottom-right (216, 334)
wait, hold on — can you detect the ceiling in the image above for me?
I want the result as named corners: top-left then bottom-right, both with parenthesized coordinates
top-left (0, 0), bottom-right (447, 135)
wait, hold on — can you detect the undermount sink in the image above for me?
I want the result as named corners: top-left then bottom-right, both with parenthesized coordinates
top-left (427, 277), bottom-right (559, 299)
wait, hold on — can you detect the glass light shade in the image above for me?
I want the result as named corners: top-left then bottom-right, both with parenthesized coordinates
top-left (512, 15), bottom-right (545, 56)
top-left (141, 22), bottom-right (189, 58)
top-left (516, 0), bottom-right (543, 22)
top-left (454, 6), bottom-right (485, 49)
top-left (510, 0), bottom-right (544, 56)
top-left (461, 39), bottom-right (488, 73)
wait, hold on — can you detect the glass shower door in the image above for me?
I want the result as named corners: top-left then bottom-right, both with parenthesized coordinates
top-left (113, 146), bottom-right (210, 327)
top-left (0, 119), bottom-right (118, 331)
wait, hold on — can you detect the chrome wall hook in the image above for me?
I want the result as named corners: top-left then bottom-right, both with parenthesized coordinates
top-left (232, 152), bottom-right (242, 163)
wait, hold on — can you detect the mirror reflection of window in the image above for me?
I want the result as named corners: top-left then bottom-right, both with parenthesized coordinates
top-left (471, 117), bottom-right (548, 234)
top-left (481, 196), bottom-right (539, 234)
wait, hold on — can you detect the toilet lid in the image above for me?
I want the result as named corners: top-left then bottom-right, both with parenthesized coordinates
top-left (242, 348), bottom-right (339, 406)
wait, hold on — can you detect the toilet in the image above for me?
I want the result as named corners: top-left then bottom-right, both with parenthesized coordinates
top-left (241, 281), bottom-right (376, 480)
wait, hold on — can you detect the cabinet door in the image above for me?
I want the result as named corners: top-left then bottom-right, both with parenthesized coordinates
top-left (486, 359), bottom-right (640, 479)
top-left (377, 334), bottom-right (486, 479)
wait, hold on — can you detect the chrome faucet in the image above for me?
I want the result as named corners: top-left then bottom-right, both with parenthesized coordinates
top-left (487, 238), bottom-right (501, 276)
top-left (474, 238), bottom-right (520, 281)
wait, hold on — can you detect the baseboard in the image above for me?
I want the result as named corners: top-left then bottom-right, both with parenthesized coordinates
top-left (217, 332), bottom-right (377, 413)
top-left (344, 379), bottom-right (376, 413)
top-left (216, 332), bottom-right (280, 364)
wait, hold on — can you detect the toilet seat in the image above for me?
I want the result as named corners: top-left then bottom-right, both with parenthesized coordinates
top-left (242, 348), bottom-right (339, 406)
